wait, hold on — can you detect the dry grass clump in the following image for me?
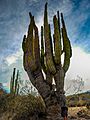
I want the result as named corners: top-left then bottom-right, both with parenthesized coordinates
top-left (0, 94), bottom-right (45, 120)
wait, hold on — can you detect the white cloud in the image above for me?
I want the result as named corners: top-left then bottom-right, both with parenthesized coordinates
top-left (3, 82), bottom-right (10, 88)
top-left (5, 49), bottom-right (23, 66)
top-left (6, 56), bottom-right (18, 66)
top-left (65, 46), bottom-right (90, 92)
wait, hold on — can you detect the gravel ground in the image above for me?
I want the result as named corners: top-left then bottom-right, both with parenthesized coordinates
top-left (68, 107), bottom-right (90, 120)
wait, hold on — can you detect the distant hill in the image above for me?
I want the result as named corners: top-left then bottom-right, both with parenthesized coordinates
top-left (67, 91), bottom-right (90, 107)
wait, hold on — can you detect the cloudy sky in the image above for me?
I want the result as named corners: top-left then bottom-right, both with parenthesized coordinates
top-left (0, 0), bottom-right (90, 94)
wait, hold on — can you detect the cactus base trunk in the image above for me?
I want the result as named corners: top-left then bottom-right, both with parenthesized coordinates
top-left (46, 104), bottom-right (63, 120)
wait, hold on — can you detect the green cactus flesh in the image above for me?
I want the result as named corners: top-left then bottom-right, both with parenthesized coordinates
top-left (44, 3), bottom-right (56, 74)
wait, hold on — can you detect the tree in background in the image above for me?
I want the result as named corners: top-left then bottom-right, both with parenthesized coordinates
top-left (66, 75), bottom-right (84, 95)
top-left (66, 75), bottom-right (85, 107)
top-left (19, 79), bottom-right (38, 96)
top-left (22, 3), bottom-right (72, 120)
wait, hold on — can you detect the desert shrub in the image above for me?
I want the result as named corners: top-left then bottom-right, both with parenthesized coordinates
top-left (0, 94), bottom-right (45, 120)
top-left (86, 103), bottom-right (90, 109)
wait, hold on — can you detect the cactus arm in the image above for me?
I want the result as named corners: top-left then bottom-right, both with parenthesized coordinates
top-left (53, 15), bottom-right (62, 64)
top-left (10, 76), bottom-right (13, 94)
top-left (16, 84), bottom-right (19, 95)
top-left (49, 24), bottom-right (53, 56)
top-left (22, 16), bottom-right (37, 72)
top-left (15, 70), bottom-right (19, 95)
top-left (57, 11), bottom-right (60, 34)
top-left (22, 35), bottom-right (28, 71)
top-left (12, 68), bottom-right (16, 94)
top-left (10, 69), bottom-right (20, 95)
top-left (22, 11), bottom-right (51, 100)
top-left (22, 35), bottom-right (27, 53)
top-left (53, 34), bottom-right (55, 53)
top-left (57, 11), bottom-right (63, 54)
top-left (61, 13), bottom-right (72, 58)
top-left (44, 3), bottom-right (56, 74)
top-left (27, 16), bottom-right (34, 55)
top-left (41, 26), bottom-right (52, 87)
top-left (61, 13), bottom-right (72, 73)
top-left (27, 16), bottom-right (35, 67)
top-left (41, 26), bottom-right (47, 73)
top-left (33, 23), bottom-right (41, 69)
top-left (29, 12), bottom-right (32, 19)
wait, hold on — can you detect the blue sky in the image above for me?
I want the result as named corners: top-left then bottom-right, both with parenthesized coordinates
top-left (0, 0), bottom-right (90, 94)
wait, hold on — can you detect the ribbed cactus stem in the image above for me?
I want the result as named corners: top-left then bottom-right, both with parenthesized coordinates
top-left (27, 16), bottom-right (34, 53)
top-left (57, 11), bottom-right (60, 34)
top-left (41, 26), bottom-right (44, 52)
top-left (15, 70), bottom-right (19, 95)
top-left (41, 26), bottom-right (46, 73)
top-left (53, 15), bottom-right (62, 64)
top-left (53, 34), bottom-right (55, 53)
top-left (12, 68), bottom-right (16, 94)
top-left (10, 76), bottom-right (13, 94)
top-left (49, 24), bottom-right (53, 56)
top-left (33, 23), bottom-right (40, 68)
top-left (12, 68), bottom-right (16, 81)
top-left (27, 16), bottom-right (37, 71)
top-left (44, 2), bottom-right (56, 74)
top-left (16, 84), bottom-right (19, 95)
top-left (22, 35), bottom-right (27, 53)
top-left (29, 12), bottom-right (32, 19)
top-left (61, 13), bottom-right (67, 33)
top-left (10, 68), bottom-right (20, 95)
top-left (61, 13), bottom-right (72, 73)
top-left (41, 26), bottom-right (44, 64)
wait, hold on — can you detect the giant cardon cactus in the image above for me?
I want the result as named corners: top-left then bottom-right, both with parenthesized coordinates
top-left (22, 3), bottom-right (72, 120)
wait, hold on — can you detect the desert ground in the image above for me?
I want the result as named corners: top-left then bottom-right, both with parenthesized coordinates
top-left (68, 106), bottom-right (90, 120)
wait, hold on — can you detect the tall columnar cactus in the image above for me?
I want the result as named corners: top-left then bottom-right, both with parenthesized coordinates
top-left (10, 68), bottom-right (19, 95)
top-left (22, 2), bottom-right (72, 120)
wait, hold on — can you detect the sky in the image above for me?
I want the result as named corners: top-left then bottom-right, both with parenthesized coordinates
top-left (0, 0), bottom-right (90, 94)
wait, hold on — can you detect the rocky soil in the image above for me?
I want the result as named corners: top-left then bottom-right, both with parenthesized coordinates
top-left (68, 107), bottom-right (90, 120)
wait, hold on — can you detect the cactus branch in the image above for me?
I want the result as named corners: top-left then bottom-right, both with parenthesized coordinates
top-left (41, 26), bottom-right (47, 73)
top-left (44, 3), bottom-right (56, 74)
top-left (61, 13), bottom-right (72, 73)
top-left (10, 68), bottom-right (19, 95)
top-left (57, 11), bottom-right (60, 34)
top-left (33, 22), bottom-right (41, 68)
top-left (53, 15), bottom-right (62, 64)
top-left (15, 70), bottom-right (19, 94)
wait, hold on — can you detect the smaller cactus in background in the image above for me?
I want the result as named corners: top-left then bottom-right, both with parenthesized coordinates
top-left (10, 68), bottom-right (19, 95)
